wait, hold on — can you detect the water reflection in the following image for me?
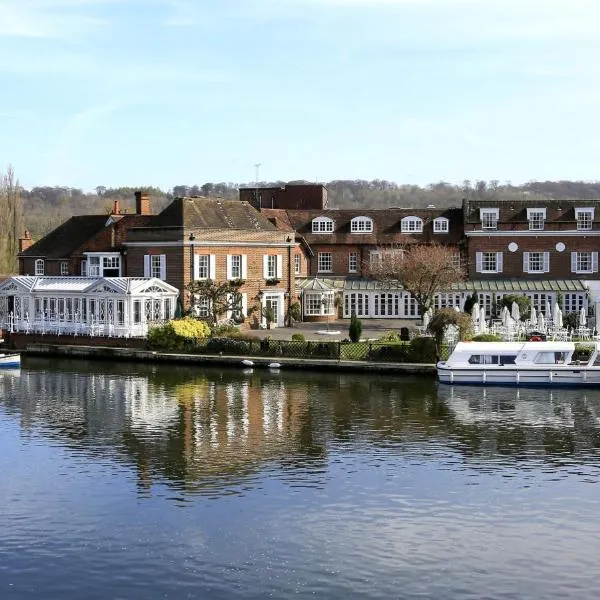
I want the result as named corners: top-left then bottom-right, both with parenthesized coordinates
top-left (2, 360), bottom-right (600, 495)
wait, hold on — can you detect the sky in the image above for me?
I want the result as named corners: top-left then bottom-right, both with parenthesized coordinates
top-left (1, 0), bottom-right (599, 192)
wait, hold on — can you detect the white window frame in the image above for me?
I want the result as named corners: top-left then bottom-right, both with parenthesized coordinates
top-left (523, 251), bottom-right (550, 274)
top-left (227, 254), bottom-right (246, 280)
top-left (60, 261), bottom-right (69, 275)
top-left (294, 254), bottom-right (301, 275)
top-left (480, 208), bottom-right (499, 230)
top-left (575, 208), bottom-right (594, 231)
top-left (433, 217), bottom-right (449, 233)
top-left (85, 252), bottom-right (122, 277)
top-left (318, 252), bottom-right (333, 273)
top-left (348, 251), bottom-right (358, 273)
top-left (571, 251), bottom-right (598, 274)
top-left (312, 216), bottom-right (334, 234)
top-left (350, 216), bottom-right (373, 234)
top-left (475, 251), bottom-right (503, 274)
top-left (263, 255), bottom-right (282, 279)
top-left (35, 259), bottom-right (45, 275)
top-left (196, 255), bottom-right (209, 279)
top-left (527, 208), bottom-right (546, 231)
top-left (401, 216), bottom-right (423, 233)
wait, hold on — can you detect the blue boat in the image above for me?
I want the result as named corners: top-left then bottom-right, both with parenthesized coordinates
top-left (0, 353), bottom-right (21, 368)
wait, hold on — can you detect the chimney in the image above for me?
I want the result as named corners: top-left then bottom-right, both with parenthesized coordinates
top-left (19, 230), bottom-right (33, 253)
top-left (135, 191), bottom-right (151, 215)
top-left (113, 199), bottom-right (120, 215)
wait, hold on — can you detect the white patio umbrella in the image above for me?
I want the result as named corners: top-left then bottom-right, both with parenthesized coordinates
top-left (555, 306), bottom-right (563, 329)
top-left (511, 301), bottom-right (520, 322)
top-left (546, 299), bottom-right (552, 319)
top-left (454, 305), bottom-right (460, 312)
top-left (501, 306), bottom-right (510, 326)
top-left (530, 304), bottom-right (537, 328)
top-left (479, 307), bottom-right (488, 334)
top-left (579, 307), bottom-right (587, 328)
top-left (423, 310), bottom-right (431, 330)
top-left (596, 304), bottom-right (600, 334)
top-left (472, 302), bottom-right (480, 325)
top-left (552, 302), bottom-right (561, 325)
top-left (537, 313), bottom-right (545, 332)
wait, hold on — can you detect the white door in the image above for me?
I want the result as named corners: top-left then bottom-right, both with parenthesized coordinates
top-left (264, 294), bottom-right (284, 328)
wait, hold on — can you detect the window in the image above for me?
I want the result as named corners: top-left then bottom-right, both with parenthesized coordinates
top-left (403, 294), bottom-right (418, 317)
top-left (564, 293), bottom-right (585, 314)
top-left (527, 208), bottom-right (546, 230)
top-left (228, 254), bottom-right (242, 279)
top-left (451, 252), bottom-right (462, 268)
top-left (196, 297), bottom-right (210, 318)
top-left (433, 217), bottom-right (449, 233)
top-left (197, 255), bottom-right (209, 279)
top-left (102, 256), bottom-right (120, 277)
top-left (88, 256), bottom-right (101, 276)
top-left (266, 255), bottom-right (276, 279)
top-left (35, 259), bottom-right (44, 275)
top-left (480, 208), bottom-right (499, 230)
top-left (294, 254), bottom-right (301, 275)
top-left (318, 252), bottom-right (332, 273)
top-left (576, 208), bottom-right (594, 230)
top-left (344, 293), bottom-right (369, 317)
top-left (81, 260), bottom-right (87, 276)
top-left (523, 252), bottom-right (549, 273)
top-left (401, 216), bottom-right (423, 233)
top-left (370, 249), bottom-right (404, 270)
top-left (348, 252), bottom-right (358, 273)
top-left (305, 293), bottom-right (323, 316)
top-left (85, 253), bottom-right (121, 277)
top-left (475, 252), bottom-right (502, 273)
top-left (151, 255), bottom-right (162, 278)
top-left (350, 216), bottom-right (373, 233)
top-left (374, 293), bottom-right (400, 316)
top-left (263, 255), bottom-right (282, 279)
top-left (312, 216), bottom-right (334, 233)
top-left (571, 251), bottom-right (598, 274)
top-left (60, 261), bottom-right (69, 275)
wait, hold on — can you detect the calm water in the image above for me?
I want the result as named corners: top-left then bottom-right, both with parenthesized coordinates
top-left (1, 359), bottom-right (600, 599)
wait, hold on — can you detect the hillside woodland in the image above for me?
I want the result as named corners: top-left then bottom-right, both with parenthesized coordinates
top-left (2, 165), bottom-right (600, 274)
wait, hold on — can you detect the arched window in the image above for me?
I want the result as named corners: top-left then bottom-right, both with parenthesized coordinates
top-left (350, 216), bottom-right (374, 233)
top-left (312, 216), bottom-right (334, 233)
top-left (433, 217), bottom-right (449, 233)
top-left (35, 259), bottom-right (45, 275)
top-left (401, 216), bottom-right (423, 233)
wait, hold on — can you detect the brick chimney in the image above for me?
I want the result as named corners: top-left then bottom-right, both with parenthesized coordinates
top-left (112, 199), bottom-right (120, 215)
top-left (19, 230), bottom-right (33, 253)
top-left (135, 191), bottom-right (151, 215)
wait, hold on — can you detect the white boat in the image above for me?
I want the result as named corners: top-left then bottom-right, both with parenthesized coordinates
top-left (437, 341), bottom-right (600, 387)
top-left (0, 353), bottom-right (21, 369)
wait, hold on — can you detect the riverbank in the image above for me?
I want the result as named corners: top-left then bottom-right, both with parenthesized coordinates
top-left (23, 343), bottom-right (437, 375)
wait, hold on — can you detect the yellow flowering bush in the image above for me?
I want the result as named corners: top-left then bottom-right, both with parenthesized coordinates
top-left (148, 317), bottom-right (211, 350)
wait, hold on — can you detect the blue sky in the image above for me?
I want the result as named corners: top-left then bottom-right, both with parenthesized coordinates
top-left (1, 0), bottom-right (599, 191)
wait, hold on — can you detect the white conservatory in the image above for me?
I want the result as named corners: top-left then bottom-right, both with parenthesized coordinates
top-left (0, 276), bottom-right (179, 338)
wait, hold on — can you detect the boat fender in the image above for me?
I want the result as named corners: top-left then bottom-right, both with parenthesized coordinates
top-left (530, 336), bottom-right (543, 342)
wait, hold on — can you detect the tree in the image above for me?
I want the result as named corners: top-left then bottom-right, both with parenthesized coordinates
top-left (370, 244), bottom-right (464, 317)
top-left (349, 313), bottom-right (362, 342)
top-left (186, 279), bottom-right (244, 325)
top-left (0, 165), bottom-right (24, 274)
top-left (428, 308), bottom-right (473, 359)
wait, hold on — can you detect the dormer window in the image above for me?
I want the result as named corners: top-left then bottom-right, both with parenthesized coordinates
top-left (480, 208), bottom-right (499, 230)
top-left (350, 216), bottom-right (373, 233)
top-left (312, 216), bottom-right (334, 233)
top-left (34, 259), bottom-right (45, 275)
top-left (433, 217), bottom-right (449, 233)
top-left (527, 208), bottom-right (546, 230)
top-left (575, 208), bottom-right (594, 231)
top-left (401, 216), bottom-right (423, 233)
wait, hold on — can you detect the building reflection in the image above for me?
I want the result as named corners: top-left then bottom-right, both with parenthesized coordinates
top-left (2, 363), bottom-right (600, 495)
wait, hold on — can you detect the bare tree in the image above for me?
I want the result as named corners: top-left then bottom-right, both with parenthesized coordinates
top-left (0, 165), bottom-right (24, 274)
top-left (186, 279), bottom-right (244, 325)
top-left (370, 244), bottom-right (464, 317)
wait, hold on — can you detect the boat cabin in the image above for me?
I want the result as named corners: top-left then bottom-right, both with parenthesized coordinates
top-left (446, 342), bottom-right (600, 368)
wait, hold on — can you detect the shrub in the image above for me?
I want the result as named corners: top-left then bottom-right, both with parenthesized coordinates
top-left (291, 333), bottom-right (306, 342)
top-left (368, 342), bottom-right (410, 362)
top-left (211, 323), bottom-right (239, 337)
top-left (471, 333), bottom-right (502, 341)
top-left (349, 313), bottom-right (362, 343)
top-left (428, 308), bottom-right (473, 359)
top-left (378, 331), bottom-right (402, 343)
top-left (288, 302), bottom-right (302, 323)
top-left (148, 318), bottom-right (211, 351)
top-left (204, 337), bottom-right (253, 355)
top-left (573, 343), bottom-right (595, 362)
top-left (407, 336), bottom-right (437, 363)
top-left (563, 312), bottom-right (579, 331)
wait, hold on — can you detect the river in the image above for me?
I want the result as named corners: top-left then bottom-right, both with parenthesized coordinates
top-left (1, 357), bottom-right (600, 599)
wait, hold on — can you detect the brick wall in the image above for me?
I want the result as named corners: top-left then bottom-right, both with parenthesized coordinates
top-left (309, 244), bottom-right (373, 277)
top-left (8, 333), bottom-right (147, 350)
top-left (468, 235), bottom-right (600, 279)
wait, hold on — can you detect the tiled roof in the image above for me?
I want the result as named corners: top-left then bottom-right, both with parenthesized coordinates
top-left (464, 198), bottom-right (599, 224)
top-left (157, 197), bottom-right (278, 231)
top-left (282, 208), bottom-right (464, 245)
top-left (19, 216), bottom-right (110, 258)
